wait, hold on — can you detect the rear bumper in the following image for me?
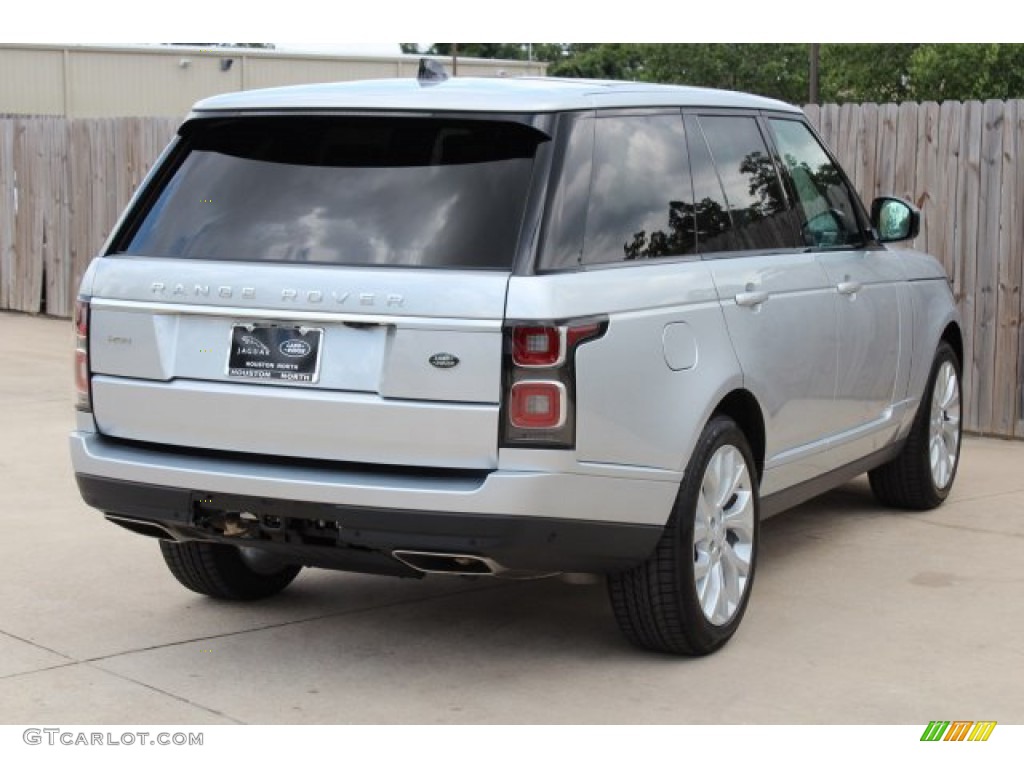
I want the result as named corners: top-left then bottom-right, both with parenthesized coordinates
top-left (70, 432), bottom-right (676, 575)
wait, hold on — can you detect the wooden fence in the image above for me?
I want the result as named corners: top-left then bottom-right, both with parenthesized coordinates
top-left (804, 101), bottom-right (1024, 438)
top-left (0, 116), bottom-right (178, 319)
top-left (1, 104), bottom-right (1022, 437)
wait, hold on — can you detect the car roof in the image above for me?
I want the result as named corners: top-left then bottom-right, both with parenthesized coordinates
top-left (192, 76), bottom-right (801, 115)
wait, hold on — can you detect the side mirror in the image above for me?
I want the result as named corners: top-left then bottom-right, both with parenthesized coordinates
top-left (871, 197), bottom-right (921, 243)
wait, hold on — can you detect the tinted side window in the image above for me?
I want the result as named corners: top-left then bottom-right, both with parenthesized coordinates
top-left (768, 118), bottom-right (865, 248)
top-left (539, 115), bottom-right (594, 271)
top-left (583, 114), bottom-right (695, 264)
top-left (685, 115), bottom-right (737, 253)
top-left (691, 115), bottom-right (800, 253)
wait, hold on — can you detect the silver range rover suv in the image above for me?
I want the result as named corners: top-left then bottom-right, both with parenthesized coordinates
top-left (70, 71), bottom-right (963, 655)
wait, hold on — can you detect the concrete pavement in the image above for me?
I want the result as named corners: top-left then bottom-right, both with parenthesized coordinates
top-left (1, 311), bottom-right (1022, 724)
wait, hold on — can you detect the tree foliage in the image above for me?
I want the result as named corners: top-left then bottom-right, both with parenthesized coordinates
top-left (820, 44), bottom-right (917, 103)
top-left (400, 44), bottom-right (1024, 104)
top-left (642, 44), bottom-right (808, 103)
top-left (907, 43), bottom-right (1024, 101)
top-left (547, 44), bottom-right (646, 79)
top-left (407, 43), bottom-right (566, 63)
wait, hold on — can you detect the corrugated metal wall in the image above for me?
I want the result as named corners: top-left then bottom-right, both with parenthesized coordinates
top-left (1, 47), bottom-right (66, 115)
top-left (0, 44), bottom-right (548, 118)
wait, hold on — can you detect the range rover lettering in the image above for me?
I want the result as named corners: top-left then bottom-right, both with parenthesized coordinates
top-left (70, 69), bottom-right (963, 655)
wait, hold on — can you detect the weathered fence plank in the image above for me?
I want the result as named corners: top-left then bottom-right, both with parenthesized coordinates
top-left (914, 102), bottom-right (940, 259)
top-left (996, 100), bottom-right (1024, 438)
top-left (957, 102), bottom-right (984, 432)
top-left (821, 103), bottom-right (841, 158)
top-left (874, 103), bottom-right (899, 203)
top-left (894, 101), bottom-right (919, 203)
top-left (856, 102), bottom-right (879, 211)
top-left (804, 104), bottom-right (821, 132)
top-left (0, 120), bottom-right (14, 311)
top-left (68, 119), bottom-right (93, 306)
top-left (838, 103), bottom-right (860, 189)
top-left (936, 101), bottom-right (961, 281)
top-left (1016, 102), bottom-right (1024, 440)
top-left (100, 119), bottom-right (118, 257)
top-left (13, 118), bottom-right (45, 313)
top-left (42, 119), bottom-right (71, 317)
top-left (972, 100), bottom-right (1005, 433)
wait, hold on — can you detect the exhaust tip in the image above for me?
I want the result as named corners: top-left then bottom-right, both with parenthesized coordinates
top-left (392, 550), bottom-right (498, 576)
top-left (105, 515), bottom-right (174, 541)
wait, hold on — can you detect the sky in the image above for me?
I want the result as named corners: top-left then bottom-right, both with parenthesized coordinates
top-left (5, 0), bottom-right (1007, 44)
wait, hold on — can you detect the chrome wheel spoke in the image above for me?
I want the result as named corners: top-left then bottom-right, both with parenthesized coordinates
top-left (693, 519), bottom-right (711, 548)
top-left (713, 562), bottom-right (726, 617)
top-left (693, 549), bottom-right (711, 581)
top-left (723, 492), bottom-right (754, 539)
top-left (937, 365), bottom-right (958, 410)
top-left (698, 559), bottom-right (719, 614)
top-left (693, 443), bottom-right (755, 626)
top-left (720, 546), bottom-right (743, 609)
top-left (706, 453), bottom-right (726, 508)
top-left (723, 541), bottom-right (752, 578)
top-left (928, 361), bottom-right (961, 489)
top-left (941, 418), bottom-right (959, 451)
top-left (695, 493), bottom-right (713, 539)
top-left (721, 453), bottom-right (746, 508)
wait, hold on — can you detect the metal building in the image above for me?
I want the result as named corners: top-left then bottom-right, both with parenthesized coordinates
top-left (0, 44), bottom-right (549, 118)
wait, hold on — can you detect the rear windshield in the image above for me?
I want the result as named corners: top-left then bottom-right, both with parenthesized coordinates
top-left (119, 116), bottom-right (548, 269)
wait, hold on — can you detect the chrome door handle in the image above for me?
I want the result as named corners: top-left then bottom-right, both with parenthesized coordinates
top-left (837, 280), bottom-right (862, 295)
top-left (735, 290), bottom-right (769, 307)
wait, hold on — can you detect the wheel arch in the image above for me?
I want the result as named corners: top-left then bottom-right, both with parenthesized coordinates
top-left (710, 389), bottom-right (766, 484)
top-left (941, 321), bottom-right (963, 371)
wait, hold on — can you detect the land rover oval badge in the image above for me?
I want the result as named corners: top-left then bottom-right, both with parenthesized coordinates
top-left (429, 353), bottom-right (460, 370)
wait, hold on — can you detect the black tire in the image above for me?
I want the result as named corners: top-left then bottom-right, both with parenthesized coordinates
top-left (159, 540), bottom-right (301, 600)
top-left (608, 415), bottom-right (759, 655)
top-left (869, 341), bottom-right (962, 510)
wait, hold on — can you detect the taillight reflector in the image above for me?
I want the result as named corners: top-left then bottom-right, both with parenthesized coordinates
top-left (74, 299), bottom-right (91, 412)
top-left (566, 323), bottom-right (602, 349)
top-left (512, 326), bottom-right (562, 367)
top-left (509, 381), bottom-right (566, 429)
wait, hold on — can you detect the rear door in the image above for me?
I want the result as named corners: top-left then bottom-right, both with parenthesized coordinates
top-left (766, 117), bottom-right (905, 462)
top-left (688, 114), bottom-right (839, 494)
top-left (86, 114), bottom-right (550, 470)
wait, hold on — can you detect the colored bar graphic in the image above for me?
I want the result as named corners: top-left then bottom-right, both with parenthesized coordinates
top-left (921, 721), bottom-right (950, 741)
top-left (920, 720), bottom-right (996, 742)
top-left (967, 722), bottom-right (997, 742)
top-left (944, 721), bottom-right (973, 741)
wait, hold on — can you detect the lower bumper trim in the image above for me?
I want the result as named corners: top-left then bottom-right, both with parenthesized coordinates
top-left (77, 474), bottom-right (664, 576)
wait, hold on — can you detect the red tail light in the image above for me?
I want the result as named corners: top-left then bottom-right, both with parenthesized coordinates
top-left (74, 298), bottom-right (91, 412)
top-left (502, 318), bottom-right (605, 448)
top-left (512, 327), bottom-right (563, 367)
top-left (509, 381), bottom-right (567, 429)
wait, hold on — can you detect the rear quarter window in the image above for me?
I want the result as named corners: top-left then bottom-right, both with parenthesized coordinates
top-left (584, 113), bottom-right (695, 264)
top-left (538, 112), bottom-right (696, 269)
top-left (686, 114), bottom-right (801, 254)
top-left (118, 116), bottom-right (548, 270)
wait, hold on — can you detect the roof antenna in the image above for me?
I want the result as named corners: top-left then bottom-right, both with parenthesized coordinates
top-left (417, 58), bottom-right (449, 86)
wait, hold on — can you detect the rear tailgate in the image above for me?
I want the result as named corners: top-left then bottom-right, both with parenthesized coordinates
top-left (82, 112), bottom-right (552, 471)
top-left (88, 258), bottom-right (508, 469)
